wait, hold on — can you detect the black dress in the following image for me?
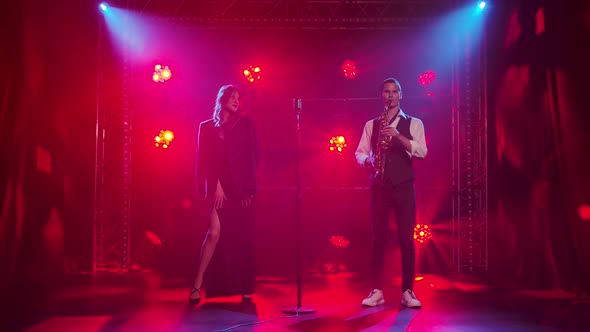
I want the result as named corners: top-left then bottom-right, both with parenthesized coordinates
top-left (197, 116), bottom-right (258, 298)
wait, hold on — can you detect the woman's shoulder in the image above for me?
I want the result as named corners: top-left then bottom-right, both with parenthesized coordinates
top-left (199, 118), bottom-right (215, 129)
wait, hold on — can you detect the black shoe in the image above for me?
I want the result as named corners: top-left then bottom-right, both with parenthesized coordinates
top-left (189, 287), bottom-right (201, 305)
top-left (241, 294), bottom-right (253, 303)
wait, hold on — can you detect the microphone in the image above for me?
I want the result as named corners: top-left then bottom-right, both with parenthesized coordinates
top-left (293, 98), bottom-right (302, 111)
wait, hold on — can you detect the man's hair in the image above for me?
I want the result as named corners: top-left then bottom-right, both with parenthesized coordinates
top-left (382, 78), bottom-right (402, 92)
top-left (212, 84), bottom-right (241, 126)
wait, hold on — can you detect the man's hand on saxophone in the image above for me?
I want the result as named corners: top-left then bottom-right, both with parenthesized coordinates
top-left (364, 155), bottom-right (376, 169)
top-left (380, 125), bottom-right (413, 153)
top-left (380, 126), bottom-right (399, 137)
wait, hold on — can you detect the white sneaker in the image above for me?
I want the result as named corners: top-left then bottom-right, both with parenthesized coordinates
top-left (361, 289), bottom-right (385, 307)
top-left (401, 289), bottom-right (422, 308)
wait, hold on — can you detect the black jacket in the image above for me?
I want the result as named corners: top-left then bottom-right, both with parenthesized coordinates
top-left (196, 115), bottom-right (259, 199)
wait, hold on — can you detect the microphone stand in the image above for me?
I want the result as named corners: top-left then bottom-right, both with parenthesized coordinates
top-left (282, 99), bottom-right (316, 315)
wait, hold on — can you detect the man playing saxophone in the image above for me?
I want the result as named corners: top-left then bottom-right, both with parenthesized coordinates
top-left (355, 78), bottom-right (427, 308)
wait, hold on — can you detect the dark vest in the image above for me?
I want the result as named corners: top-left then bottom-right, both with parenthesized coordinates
top-left (370, 114), bottom-right (415, 186)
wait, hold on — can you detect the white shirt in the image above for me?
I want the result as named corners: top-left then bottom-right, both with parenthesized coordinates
top-left (355, 109), bottom-right (428, 166)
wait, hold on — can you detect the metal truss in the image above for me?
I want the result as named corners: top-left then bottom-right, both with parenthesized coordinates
top-left (452, 28), bottom-right (488, 273)
top-left (214, 0), bottom-right (450, 18)
top-left (121, 44), bottom-right (132, 270)
top-left (137, 0), bottom-right (452, 19)
top-left (94, 5), bottom-right (132, 271)
top-left (139, 1), bottom-right (453, 30)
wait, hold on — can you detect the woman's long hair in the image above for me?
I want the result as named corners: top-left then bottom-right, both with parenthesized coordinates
top-left (212, 85), bottom-right (242, 127)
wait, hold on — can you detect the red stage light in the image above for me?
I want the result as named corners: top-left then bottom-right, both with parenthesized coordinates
top-left (153, 64), bottom-right (172, 83)
top-left (330, 235), bottom-right (350, 248)
top-left (243, 65), bottom-right (262, 83)
top-left (413, 224), bottom-right (432, 244)
top-left (145, 230), bottom-right (162, 246)
top-left (418, 71), bottom-right (436, 86)
top-left (578, 204), bottom-right (590, 221)
top-left (342, 60), bottom-right (357, 79)
top-left (154, 130), bottom-right (174, 149)
top-left (329, 135), bottom-right (347, 154)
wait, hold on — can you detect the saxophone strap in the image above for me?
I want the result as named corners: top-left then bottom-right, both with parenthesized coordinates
top-left (385, 109), bottom-right (401, 126)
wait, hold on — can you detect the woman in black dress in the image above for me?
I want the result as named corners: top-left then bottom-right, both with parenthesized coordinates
top-left (189, 85), bottom-right (259, 304)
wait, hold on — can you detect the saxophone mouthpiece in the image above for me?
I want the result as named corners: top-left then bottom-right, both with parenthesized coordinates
top-left (385, 99), bottom-right (394, 110)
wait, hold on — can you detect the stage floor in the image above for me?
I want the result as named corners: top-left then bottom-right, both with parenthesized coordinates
top-left (4, 272), bottom-right (589, 332)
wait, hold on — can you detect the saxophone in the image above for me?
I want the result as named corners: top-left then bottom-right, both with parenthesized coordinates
top-left (373, 105), bottom-right (393, 179)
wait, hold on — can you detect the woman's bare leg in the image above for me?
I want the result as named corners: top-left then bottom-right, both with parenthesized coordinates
top-left (191, 209), bottom-right (221, 297)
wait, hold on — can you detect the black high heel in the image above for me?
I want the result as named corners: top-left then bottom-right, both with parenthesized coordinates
top-left (189, 287), bottom-right (201, 305)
